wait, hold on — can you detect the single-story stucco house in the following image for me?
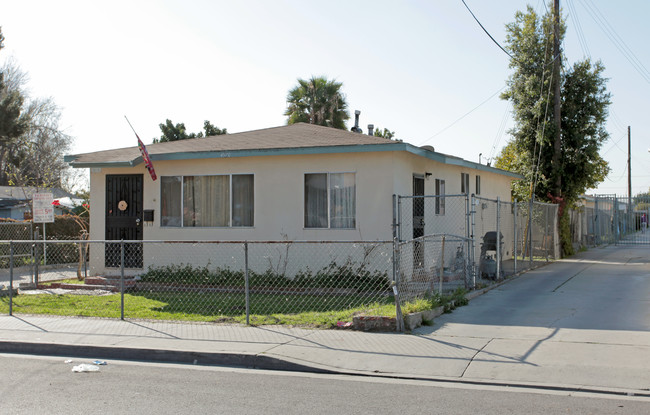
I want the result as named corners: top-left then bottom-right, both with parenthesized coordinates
top-left (65, 123), bottom-right (520, 276)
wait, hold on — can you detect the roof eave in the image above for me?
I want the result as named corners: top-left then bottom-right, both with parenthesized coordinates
top-left (404, 144), bottom-right (523, 180)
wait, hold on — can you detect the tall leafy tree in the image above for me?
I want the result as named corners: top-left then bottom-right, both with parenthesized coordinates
top-left (1, 36), bottom-right (71, 188)
top-left (0, 29), bottom-right (28, 185)
top-left (153, 119), bottom-right (227, 143)
top-left (496, 5), bottom-right (610, 256)
top-left (284, 76), bottom-right (350, 129)
top-left (497, 5), bottom-right (610, 204)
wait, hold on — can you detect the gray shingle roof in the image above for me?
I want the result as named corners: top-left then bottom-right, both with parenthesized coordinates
top-left (63, 122), bottom-right (522, 179)
top-left (65, 123), bottom-right (396, 166)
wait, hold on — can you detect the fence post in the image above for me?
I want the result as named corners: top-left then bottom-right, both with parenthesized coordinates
top-left (613, 195), bottom-right (619, 245)
top-left (528, 196), bottom-right (534, 267)
top-left (496, 197), bottom-right (501, 280)
top-left (392, 195), bottom-right (404, 332)
top-left (514, 199), bottom-right (518, 275)
top-left (42, 223), bottom-right (47, 266)
top-left (392, 195), bottom-right (398, 285)
top-left (545, 203), bottom-right (549, 262)
top-left (120, 240), bottom-right (125, 320)
top-left (439, 236), bottom-right (445, 295)
top-left (9, 241), bottom-right (13, 316)
top-left (470, 194), bottom-right (476, 289)
top-left (34, 227), bottom-right (40, 287)
top-left (244, 242), bottom-right (250, 325)
top-left (30, 225), bottom-right (34, 285)
top-left (594, 197), bottom-right (600, 245)
top-left (397, 196), bottom-right (403, 242)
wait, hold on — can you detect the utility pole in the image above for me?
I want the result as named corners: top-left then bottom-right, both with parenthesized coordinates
top-left (552, 0), bottom-right (562, 197)
top-left (628, 126), bottom-right (632, 215)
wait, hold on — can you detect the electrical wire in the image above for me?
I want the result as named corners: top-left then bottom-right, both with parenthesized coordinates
top-left (577, 0), bottom-right (650, 83)
top-left (461, 0), bottom-right (561, 69)
top-left (566, 0), bottom-right (590, 58)
top-left (460, 0), bottom-right (513, 59)
top-left (605, 160), bottom-right (628, 182)
top-left (421, 85), bottom-right (505, 144)
top-left (488, 101), bottom-right (511, 163)
top-left (601, 131), bottom-right (628, 156)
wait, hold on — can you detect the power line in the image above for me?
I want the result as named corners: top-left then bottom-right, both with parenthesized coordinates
top-left (566, 0), bottom-right (590, 57)
top-left (601, 131), bottom-right (628, 156)
top-left (461, 0), bottom-right (561, 69)
top-left (577, 0), bottom-right (650, 83)
top-left (460, 0), bottom-right (513, 59)
top-left (488, 101), bottom-right (511, 163)
top-left (422, 85), bottom-right (505, 144)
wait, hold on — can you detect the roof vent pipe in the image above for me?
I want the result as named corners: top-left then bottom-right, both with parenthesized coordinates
top-left (351, 110), bottom-right (362, 133)
top-left (368, 124), bottom-right (374, 136)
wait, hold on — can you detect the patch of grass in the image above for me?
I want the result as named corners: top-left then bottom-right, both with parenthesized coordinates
top-left (0, 285), bottom-right (470, 328)
top-left (1, 291), bottom-right (396, 328)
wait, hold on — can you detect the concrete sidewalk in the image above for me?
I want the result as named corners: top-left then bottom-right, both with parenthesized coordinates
top-left (0, 245), bottom-right (649, 397)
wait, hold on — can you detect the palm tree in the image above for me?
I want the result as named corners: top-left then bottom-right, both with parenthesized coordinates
top-left (284, 76), bottom-right (350, 130)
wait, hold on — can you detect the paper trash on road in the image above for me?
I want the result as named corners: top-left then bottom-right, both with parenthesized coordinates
top-left (72, 364), bottom-right (100, 373)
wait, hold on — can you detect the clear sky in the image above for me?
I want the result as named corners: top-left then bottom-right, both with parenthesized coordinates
top-left (2, 0), bottom-right (649, 196)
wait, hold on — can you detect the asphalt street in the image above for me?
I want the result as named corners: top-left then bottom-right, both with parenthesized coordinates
top-left (1, 354), bottom-right (648, 415)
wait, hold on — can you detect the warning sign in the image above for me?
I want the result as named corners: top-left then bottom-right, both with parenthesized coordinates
top-left (33, 193), bottom-right (55, 223)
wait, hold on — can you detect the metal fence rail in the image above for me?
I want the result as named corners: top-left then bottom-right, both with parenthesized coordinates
top-left (1, 190), bottom-right (562, 331)
top-left (569, 194), bottom-right (650, 246)
top-left (2, 240), bottom-right (395, 326)
top-left (396, 234), bottom-right (471, 303)
top-left (396, 195), bottom-right (559, 288)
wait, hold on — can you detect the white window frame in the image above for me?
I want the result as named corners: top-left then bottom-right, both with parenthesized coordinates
top-left (304, 172), bottom-right (356, 229)
top-left (475, 175), bottom-right (481, 195)
top-left (160, 173), bottom-right (254, 228)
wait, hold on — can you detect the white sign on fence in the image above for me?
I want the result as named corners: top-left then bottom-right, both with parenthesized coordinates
top-left (33, 193), bottom-right (55, 223)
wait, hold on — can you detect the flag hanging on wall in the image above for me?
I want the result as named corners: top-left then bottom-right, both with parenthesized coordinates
top-left (125, 116), bottom-right (157, 181)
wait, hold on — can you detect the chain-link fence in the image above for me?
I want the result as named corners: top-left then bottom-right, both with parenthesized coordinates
top-left (1, 192), bottom-right (564, 330)
top-left (570, 195), bottom-right (650, 246)
top-left (396, 234), bottom-right (471, 303)
top-left (0, 223), bottom-right (32, 271)
top-left (3, 240), bottom-right (395, 326)
top-left (395, 195), bottom-right (559, 296)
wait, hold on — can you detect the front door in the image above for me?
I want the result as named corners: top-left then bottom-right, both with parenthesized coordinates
top-left (412, 175), bottom-right (425, 268)
top-left (105, 174), bottom-right (143, 268)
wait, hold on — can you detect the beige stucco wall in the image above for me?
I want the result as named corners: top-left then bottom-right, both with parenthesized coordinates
top-left (90, 151), bottom-right (398, 243)
top-left (87, 149), bottom-right (517, 275)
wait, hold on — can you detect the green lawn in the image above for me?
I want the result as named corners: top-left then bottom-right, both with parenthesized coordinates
top-left (1, 287), bottom-right (466, 328)
top-left (1, 290), bottom-right (396, 328)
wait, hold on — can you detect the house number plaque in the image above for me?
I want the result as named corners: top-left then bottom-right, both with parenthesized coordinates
top-left (118, 200), bottom-right (128, 211)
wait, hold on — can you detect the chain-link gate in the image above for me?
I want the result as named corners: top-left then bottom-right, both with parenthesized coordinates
top-left (570, 194), bottom-right (650, 246)
top-left (395, 194), bottom-right (559, 298)
top-left (616, 194), bottom-right (650, 245)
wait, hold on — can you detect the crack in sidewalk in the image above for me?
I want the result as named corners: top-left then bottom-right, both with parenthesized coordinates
top-left (460, 338), bottom-right (493, 378)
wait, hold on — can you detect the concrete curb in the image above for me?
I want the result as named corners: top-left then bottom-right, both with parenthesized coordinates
top-left (0, 340), bottom-right (336, 374)
top-left (3, 339), bottom-right (648, 399)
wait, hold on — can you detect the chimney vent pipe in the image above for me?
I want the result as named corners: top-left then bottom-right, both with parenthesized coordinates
top-left (351, 110), bottom-right (362, 133)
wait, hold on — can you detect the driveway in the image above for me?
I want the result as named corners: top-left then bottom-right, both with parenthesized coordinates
top-left (414, 245), bottom-right (650, 391)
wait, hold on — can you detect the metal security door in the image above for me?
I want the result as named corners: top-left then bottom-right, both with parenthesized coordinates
top-left (105, 174), bottom-right (143, 268)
